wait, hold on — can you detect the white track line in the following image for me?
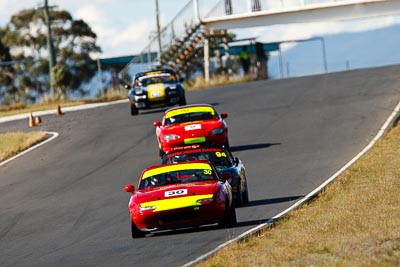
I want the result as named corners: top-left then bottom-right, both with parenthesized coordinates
top-left (182, 99), bottom-right (400, 267)
top-left (0, 132), bottom-right (59, 167)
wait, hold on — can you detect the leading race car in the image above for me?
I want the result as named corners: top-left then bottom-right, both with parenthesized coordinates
top-left (125, 69), bottom-right (186, 115)
top-left (124, 161), bottom-right (236, 238)
top-left (153, 104), bottom-right (229, 157)
top-left (162, 145), bottom-right (249, 206)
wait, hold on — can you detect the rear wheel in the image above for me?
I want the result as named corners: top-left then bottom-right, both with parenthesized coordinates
top-left (242, 181), bottom-right (249, 204)
top-left (131, 104), bottom-right (139, 116)
top-left (131, 221), bottom-right (145, 238)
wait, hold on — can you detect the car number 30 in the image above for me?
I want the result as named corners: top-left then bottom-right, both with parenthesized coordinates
top-left (165, 189), bottom-right (188, 197)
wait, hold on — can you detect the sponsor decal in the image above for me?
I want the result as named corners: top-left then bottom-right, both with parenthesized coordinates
top-left (184, 137), bottom-right (206, 144)
top-left (165, 106), bottom-right (215, 118)
top-left (140, 194), bottom-right (214, 212)
top-left (185, 124), bottom-right (201, 131)
top-left (142, 162), bottom-right (211, 179)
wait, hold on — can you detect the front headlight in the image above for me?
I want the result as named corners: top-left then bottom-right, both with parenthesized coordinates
top-left (164, 134), bottom-right (180, 141)
top-left (210, 128), bottom-right (224, 135)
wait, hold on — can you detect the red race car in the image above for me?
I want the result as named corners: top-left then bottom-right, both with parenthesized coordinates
top-left (124, 161), bottom-right (236, 238)
top-left (153, 104), bottom-right (229, 157)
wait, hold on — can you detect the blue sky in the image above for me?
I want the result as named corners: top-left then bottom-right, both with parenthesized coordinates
top-left (1, 0), bottom-right (400, 63)
top-left (0, 0), bottom-right (191, 57)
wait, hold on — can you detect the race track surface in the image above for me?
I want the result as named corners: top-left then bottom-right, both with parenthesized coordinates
top-left (1, 65), bottom-right (399, 267)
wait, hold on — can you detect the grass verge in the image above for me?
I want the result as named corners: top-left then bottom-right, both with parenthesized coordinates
top-left (197, 124), bottom-right (400, 266)
top-left (0, 132), bottom-right (47, 162)
top-left (0, 90), bottom-right (127, 118)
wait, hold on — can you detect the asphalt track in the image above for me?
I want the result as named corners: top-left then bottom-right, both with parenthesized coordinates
top-left (1, 65), bottom-right (400, 267)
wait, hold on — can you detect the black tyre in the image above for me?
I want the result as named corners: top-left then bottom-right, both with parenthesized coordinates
top-left (159, 148), bottom-right (164, 158)
top-left (131, 104), bottom-right (139, 116)
top-left (218, 200), bottom-right (236, 228)
top-left (131, 221), bottom-right (145, 238)
top-left (242, 181), bottom-right (249, 204)
top-left (179, 96), bottom-right (187, 106)
top-left (235, 181), bottom-right (244, 207)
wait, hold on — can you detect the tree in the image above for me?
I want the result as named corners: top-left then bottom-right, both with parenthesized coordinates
top-left (1, 6), bottom-right (101, 104)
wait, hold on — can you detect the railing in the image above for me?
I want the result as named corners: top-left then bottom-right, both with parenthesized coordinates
top-left (118, 0), bottom-right (381, 84)
top-left (203, 0), bottom-right (375, 17)
top-left (119, 1), bottom-right (199, 84)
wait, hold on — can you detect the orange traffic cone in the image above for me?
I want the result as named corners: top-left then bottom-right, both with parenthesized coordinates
top-left (35, 116), bottom-right (42, 125)
top-left (56, 104), bottom-right (64, 116)
top-left (29, 112), bottom-right (36, 128)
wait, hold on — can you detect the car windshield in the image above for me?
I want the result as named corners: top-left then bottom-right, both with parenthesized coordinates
top-left (163, 149), bottom-right (233, 168)
top-left (139, 168), bottom-right (216, 189)
top-left (139, 74), bottom-right (176, 86)
top-left (165, 112), bottom-right (215, 126)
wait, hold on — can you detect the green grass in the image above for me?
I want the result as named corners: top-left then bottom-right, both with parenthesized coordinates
top-left (197, 124), bottom-right (400, 266)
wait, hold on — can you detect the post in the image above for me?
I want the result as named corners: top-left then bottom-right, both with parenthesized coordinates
top-left (155, 0), bottom-right (162, 64)
top-left (320, 37), bottom-right (328, 73)
top-left (193, 0), bottom-right (200, 23)
top-left (278, 45), bottom-right (284, 78)
top-left (204, 38), bottom-right (210, 83)
top-left (43, 0), bottom-right (56, 98)
top-left (97, 58), bottom-right (103, 93)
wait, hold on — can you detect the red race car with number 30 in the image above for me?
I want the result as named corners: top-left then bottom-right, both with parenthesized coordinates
top-left (124, 161), bottom-right (236, 238)
top-left (153, 104), bottom-right (229, 157)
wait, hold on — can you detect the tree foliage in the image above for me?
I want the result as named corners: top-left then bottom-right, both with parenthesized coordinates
top-left (0, 6), bottom-right (101, 105)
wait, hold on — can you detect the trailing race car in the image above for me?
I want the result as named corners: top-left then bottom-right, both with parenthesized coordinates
top-left (124, 161), bottom-right (236, 238)
top-left (125, 69), bottom-right (186, 115)
top-left (162, 145), bottom-right (249, 206)
top-left (153, 104), bottom-right (229, 156)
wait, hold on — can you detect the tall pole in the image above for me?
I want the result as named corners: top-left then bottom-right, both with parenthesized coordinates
top-left (43, 0), bottom-right (56, 98)
top-left (155, 0), bottom-right (162, 64)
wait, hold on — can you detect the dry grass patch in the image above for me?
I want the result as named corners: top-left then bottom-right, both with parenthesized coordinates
top-left (198, 125), bottom-right (400, 266)
top-left (0, 90), bottom-right (127, 118)
top-left (186, 75), bottom-right (253, 91)
top-left (0, 132), bottom-right (47, 162)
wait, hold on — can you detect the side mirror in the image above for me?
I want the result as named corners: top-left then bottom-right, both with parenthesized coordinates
top-left (124, 184), bottom-right (135, 193)
top-left (220, 112), bottom-right (228, 119)
top-left (153, 121), bottom-right (162, 127)
top-left (220, 172), bottom-right (232, 181)
top-left (124, 84), bottom-right (131, 90)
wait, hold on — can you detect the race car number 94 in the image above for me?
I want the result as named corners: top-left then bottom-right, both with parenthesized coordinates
top-left (165, 189), bottom-right (188, 197)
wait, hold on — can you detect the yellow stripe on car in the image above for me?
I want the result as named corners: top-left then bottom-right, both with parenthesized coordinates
top-left (140, 194), bottom-right (214, 212)
top-left (165, 106), bottom-right (215, 118)
top-left (143, 162), bottom-right (212, 179)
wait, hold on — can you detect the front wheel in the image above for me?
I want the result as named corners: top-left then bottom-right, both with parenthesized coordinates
top-left (131, 104), bottom-right (139, 116)
top-left (179, 96), bottom-right (187, 106)
top-left (218, 200), bottom-right (236, 228)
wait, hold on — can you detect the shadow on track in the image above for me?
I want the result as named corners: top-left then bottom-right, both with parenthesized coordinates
top-left (230, 143), bottom-right (281, 152)
top-left (242, 195), bottom-right (303, 208)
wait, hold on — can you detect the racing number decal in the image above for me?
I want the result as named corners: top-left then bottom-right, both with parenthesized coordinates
top-left (215, 152), bottom-right (227, 157)
top-left (203, 169), bottom-right (212, 175)
top-left (165, 189), bottom-right (188, 197)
